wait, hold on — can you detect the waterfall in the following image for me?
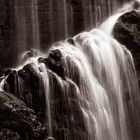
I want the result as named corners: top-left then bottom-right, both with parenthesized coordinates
top-left (14, 0), bottom-right (27, 58)
top-left (12, 0), bottom-right (133, 64)
top-left (14, 0), bottom-right (40, 64)
top-left (1, 1), bottom-right (140, 140)
top-left (0, 77), bottom-right (7, 91)
top-left (63, 0), bottom-right (68, 38)
top-left (31, 0), bottom-right (40, 50)
top-left (51, 31), bottom-right (130, 140)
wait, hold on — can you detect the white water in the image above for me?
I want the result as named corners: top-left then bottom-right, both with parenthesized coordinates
top-left (14, 0), bottom-right (40, 64)
top-left (0, 77), bottom-right (7, 91)
top-left (49, 30), bottom-right (131, 140)
top-left (46, 2), bottom-right (139, 139)
top-left (100, 1), bottom-right (135, 35)
top-left (0, 1), bottom-right (140, 140)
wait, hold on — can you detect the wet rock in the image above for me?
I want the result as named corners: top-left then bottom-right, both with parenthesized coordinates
top-left (133, 0), bottom-right (140, 10)
top-left (113, 10), bottom-right (140, 90)
top-left (38, 48), bottom-right (65, 79)
top-left (49, 49), bottom-right (62, 61)
top-left (39, 49), bottom-right (65, 79)
top-left (113, 10), bottom-right (140, 68)
top-left (0, 91), bottom-right (47, 140)
top-left (38, 57), bottom-right (46, 64)
top-left (66, 38), bottom-right (75, 46)
top-left (4, 64), bottom-right (46, 122)
top-left (113, 10), bottom-right (140, 140)
top-left (4, 70), bottom-right (22, 99)
top-left (43, 58), bottom-right (65, 79)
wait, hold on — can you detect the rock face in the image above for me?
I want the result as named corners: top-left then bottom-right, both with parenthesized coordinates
top-left (113, 10), bottom-right (140, 68)
top-left (0, 91), bottom-right (47, 140)
top-left (113, 10), bottom-right (140, 83)
top-left (4, 64), bottom-right (46, 122)
top-left (2, 50), bottom-right (88, 140)
top-left (113, 10), bottom-right (140, 140)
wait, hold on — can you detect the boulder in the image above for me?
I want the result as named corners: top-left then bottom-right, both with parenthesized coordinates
top-left (42, 49), bottom-right (65, 79)
top-left (113, 10), bottom-right (140, 69)
top-left (0, 91), bottom-right (47, 140)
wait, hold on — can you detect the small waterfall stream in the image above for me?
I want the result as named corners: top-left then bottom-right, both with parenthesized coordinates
top-left (1, 1), bottom-right (140, 140)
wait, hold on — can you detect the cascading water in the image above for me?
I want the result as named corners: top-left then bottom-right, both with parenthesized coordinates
top-left (1, 1), bottom-right (140, 140)
top-left (100, 1), bottom-right (135, 34)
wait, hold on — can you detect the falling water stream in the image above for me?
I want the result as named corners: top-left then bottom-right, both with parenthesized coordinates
top-left (14, 0), bottom-right (40, 61)
top-left (31, 0), bottom-right (40, 50)
top-left (1, 1), bottom-right (140, 140)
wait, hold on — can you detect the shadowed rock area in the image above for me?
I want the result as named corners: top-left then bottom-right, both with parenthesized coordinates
top-left (113, 10), bottom-right (140, 68)
top-left (0, 91), bottom-right (47, 140)
top-left (113, 10), bottom-right (140, 87)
